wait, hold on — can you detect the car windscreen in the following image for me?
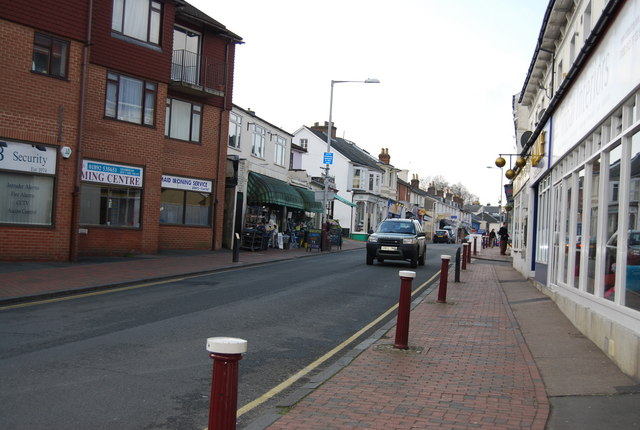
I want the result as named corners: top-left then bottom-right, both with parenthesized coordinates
top-left (378, 222), bottom-right (415, 234)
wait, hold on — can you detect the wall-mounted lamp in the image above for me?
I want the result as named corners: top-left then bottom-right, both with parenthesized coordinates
top-left (0, 141), bottom-right (7, 148)
top-left (33, 144), bottom-right (47, 152)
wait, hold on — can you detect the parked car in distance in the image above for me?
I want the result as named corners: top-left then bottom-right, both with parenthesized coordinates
top-left (366, 219), bottom-right (426, 268)
top-left (433, 229), bottom-right (451, 244)
top-left (442, 226), bottom-right (456, 242)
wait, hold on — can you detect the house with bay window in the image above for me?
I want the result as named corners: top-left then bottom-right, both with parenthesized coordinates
top-left (0, 0), bottom-right (242, 260)
top-left (294, 122), bottom-right (387, 237)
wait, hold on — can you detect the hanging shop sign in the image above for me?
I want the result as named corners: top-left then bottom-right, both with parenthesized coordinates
top-left (0, 140), bottom-right (57, 174)
top-left (82, 159), bottom-right (143, 187)
top-left (162, 175), bottom-right (212, 192)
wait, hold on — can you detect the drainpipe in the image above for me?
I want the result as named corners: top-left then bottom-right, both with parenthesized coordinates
top-left (212, 38), bottom-right (231, 250)
top-left (69, 0), bottom-right (93, 262)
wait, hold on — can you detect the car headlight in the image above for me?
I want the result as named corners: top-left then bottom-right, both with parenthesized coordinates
top-left (368, 236), bottom-right (378, 243)
top-left (403, 238), bottom-right (417, 245)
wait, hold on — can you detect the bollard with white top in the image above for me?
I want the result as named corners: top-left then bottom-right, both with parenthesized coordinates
top-left (437, 255), bottom-right (451, 303)
top-left (206, 337), bottom-right (248, 430)
top-left (394, 270), bottom-right (416, 350)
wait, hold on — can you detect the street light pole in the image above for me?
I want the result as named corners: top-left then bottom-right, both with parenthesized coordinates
top-left (321, 78), bottom-right (380, 250)
top-left (486, 166), bottom-right (503, 223)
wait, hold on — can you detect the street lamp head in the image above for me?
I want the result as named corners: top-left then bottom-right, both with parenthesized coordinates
top-left (365, 78), bottom-right (380, 83)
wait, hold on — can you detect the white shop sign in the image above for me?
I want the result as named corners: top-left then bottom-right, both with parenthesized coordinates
top-left (553, 0), bottom-right (640, 160)
top-left (0, 140), bottom-right (56, 175)
top-left (82, 160), bottom-right (143, 187)
top-left (161, 175), bottom-right (212, 192)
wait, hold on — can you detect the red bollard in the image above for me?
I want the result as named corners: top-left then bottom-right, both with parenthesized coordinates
top-left (394, 270), bottom-right (416, 350)
top-left (206, 337), bottom-right (248, 430)
top-left (462, 243), bottom-right (468, 270)
top-left (437, 255), bottom-right (451, 303)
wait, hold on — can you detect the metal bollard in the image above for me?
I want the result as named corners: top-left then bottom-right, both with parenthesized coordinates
top-left (206, 337), bottom-right (248, 430)
top-left (473, 237), bottom-right (478, 256)
top-left (462, 243), bottom-right (468, 270)
top-left (437, 255), bottom-right (451, 303)
top-left (467, 241), bottom-right (471, 264)
top-left (394, 270), bottom-right (416, 350)
top-left (454, 247), bottom-right (461, 283)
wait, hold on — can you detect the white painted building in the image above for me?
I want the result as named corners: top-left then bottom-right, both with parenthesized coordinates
top-left (513, 0), bottom-right (640, 378)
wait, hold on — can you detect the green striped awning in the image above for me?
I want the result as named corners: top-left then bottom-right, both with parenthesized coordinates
top-left (247, 172), bottom-right (305, 210)
top-left (294, 187), bottom-right (324, 213)
top-left (334, 194), bottom-right (357, 208)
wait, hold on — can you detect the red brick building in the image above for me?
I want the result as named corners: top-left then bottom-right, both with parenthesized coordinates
top-left (0, 0), bottom-right (242, 260)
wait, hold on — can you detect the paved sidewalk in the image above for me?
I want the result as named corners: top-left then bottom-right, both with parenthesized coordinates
top-left (1, 242), bottom-right (638, 429)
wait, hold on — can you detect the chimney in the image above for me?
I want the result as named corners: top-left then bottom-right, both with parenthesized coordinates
top-left (436, 189), bottom-right (444, 197)
top-left (378, 148), bottom-right (390, 164)
top-left (310, 121), bottom-right (337, 138)
top-left (410, 174), bottom-right (420, 188)
top-left (427, 186), bottom-right (436, 195)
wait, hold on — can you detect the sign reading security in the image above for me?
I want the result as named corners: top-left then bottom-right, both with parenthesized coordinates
top-left (0, 140), bottom-right (56, 175)
top-left (161, 175), bottom-right (212, 192)
top-left (82, 160), bottom-right (143, 187)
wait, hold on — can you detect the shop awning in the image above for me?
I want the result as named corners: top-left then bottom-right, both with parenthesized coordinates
top-left (294, 187), bottom-right (324, 213)
top-left (334, 194), bottom-right (357, 208)
top-left (247, 172), bottom-right (305, 210)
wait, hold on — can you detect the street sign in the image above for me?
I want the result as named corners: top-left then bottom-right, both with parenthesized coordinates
top-left (323, 152), bottom-right (333, 165)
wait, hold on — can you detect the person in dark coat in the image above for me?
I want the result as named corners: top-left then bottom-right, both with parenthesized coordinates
top-left (498, 222), bottom-right (509, 255)
top-left (489, 229), bottom-right (496, 248)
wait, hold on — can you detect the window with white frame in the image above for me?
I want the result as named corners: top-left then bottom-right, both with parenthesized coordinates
top-left (165, 98), bottom-right (201, 142)
top-left (112, 0), bottom-right (162, 45)
top-left (299, 138), bottom-right (308, 149)
top-left (228, 112), bottom-right (241, 148)
top-left (274, 135), bottom-right (286, 166)
top-left (105, 72), bottom-right (156, 125)
top-left (251, 125), bottom-right (266, 158)
top-left (352, 167), bottom-right (364, 190)
top-left (368, 172), bottom-right (381, 193)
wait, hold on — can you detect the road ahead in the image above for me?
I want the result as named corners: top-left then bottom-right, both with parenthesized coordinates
top-left (0, 244), bottom-right (460, 429)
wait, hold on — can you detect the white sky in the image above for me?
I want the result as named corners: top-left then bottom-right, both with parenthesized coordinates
top-left (188, 0), bottom-right (549, 205)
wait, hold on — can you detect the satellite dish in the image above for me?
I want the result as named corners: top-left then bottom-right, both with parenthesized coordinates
top-left (521, 131), bottom-right (533, 146)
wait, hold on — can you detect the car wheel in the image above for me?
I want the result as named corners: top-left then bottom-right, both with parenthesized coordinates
top-left (410, 256), bottom-right (418, 268)
top-left (366, 252), bottom-right (374, 265)
top-left (419, 250), bottom-right (425, 266)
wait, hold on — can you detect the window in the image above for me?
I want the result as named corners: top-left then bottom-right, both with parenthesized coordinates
top-left (0, 172), bottom-right (54, 225)
top-left (252, 125), bottom-right (266, 158)
top-left (165, 98), bottom-right (201, 142)
top-left (112, 0), bottom-right (162, 45)
top-left (228, 112), bottom-right (241, 148)
top-left (105, 72), bottom-right (156, 125)
top-left (80, 184), bottom-right (142, 227)
top-left (274, 135), bottom-right (286, 166)
top-left (352, 167), bottom-right (364, 190)
top-left (32, 33), bottom-right (69, 78)
top-left (299, 138), bottom-right (308, 149)
top-left (160, 189), bottom-right (211, 226)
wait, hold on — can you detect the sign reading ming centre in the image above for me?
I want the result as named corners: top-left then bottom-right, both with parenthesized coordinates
top-left (82, 160), bottom-right (143, 187)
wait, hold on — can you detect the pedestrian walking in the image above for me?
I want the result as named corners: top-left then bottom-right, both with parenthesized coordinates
top-left (498, 222), bottom-right (509, 255)
top-left (489, 229), bottom-right (496, 248)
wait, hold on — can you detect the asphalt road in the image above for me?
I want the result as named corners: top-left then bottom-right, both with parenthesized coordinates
top-left (0, 244), bottom-right (461, 429)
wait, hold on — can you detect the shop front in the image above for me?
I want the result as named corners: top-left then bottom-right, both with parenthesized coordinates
top-left (159, 174), bottom-right (213, 249)
top-left (242, 171), bottom-right (322, 250)
top-left (78, 159), bottom-right (145, 255)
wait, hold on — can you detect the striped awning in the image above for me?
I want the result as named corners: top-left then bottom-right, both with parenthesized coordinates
top-left (247, 172), bottom-right (304, 209)
top-left (294, 187), bottom-right (324, 213)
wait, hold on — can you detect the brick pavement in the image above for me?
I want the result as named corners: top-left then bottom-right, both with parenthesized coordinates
top-left (267, 258), bottom-right (549, 430)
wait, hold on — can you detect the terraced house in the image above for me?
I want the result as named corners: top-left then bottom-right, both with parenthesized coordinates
top-left (0, 0), bottom-right (242, 260)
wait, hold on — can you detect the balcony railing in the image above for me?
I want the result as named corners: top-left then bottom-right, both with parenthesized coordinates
top-left (171, 50), bottom-right (226, 96)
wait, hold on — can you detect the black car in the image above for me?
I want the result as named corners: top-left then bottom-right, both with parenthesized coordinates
top-left (366, 219), bottom-right (427, 268)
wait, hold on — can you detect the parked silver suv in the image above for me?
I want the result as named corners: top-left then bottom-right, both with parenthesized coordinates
top-left (366, 219), bottom-right (426, 268)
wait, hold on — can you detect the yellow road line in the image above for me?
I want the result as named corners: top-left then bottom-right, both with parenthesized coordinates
top-left (236, 270), bottom-right (440, 417)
